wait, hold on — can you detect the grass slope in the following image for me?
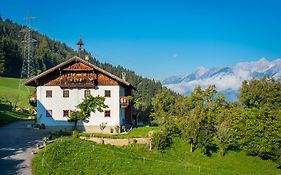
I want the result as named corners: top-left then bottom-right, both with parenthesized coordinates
top-left (32, 137), bottom-right (281, 175)
top-left (0, 77), bottom-right (34, 108)
top-left (0, 77), bottom-right (33, 126)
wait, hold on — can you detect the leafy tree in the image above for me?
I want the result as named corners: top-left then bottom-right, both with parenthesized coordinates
top-left (239, 78), bottom-right (281, 109)
top-left (236, 78), bottom-right (281, 166)
top-left (215, 102), bottom-right (239, 155)
top-left (68, 95), bottom-right (108, 130)
top-left (173, 86), bottom-right (219, 154)
top-left (233, 107), bottom-right (281, 163)
top-left (150, 88), bottom-right (176, 125)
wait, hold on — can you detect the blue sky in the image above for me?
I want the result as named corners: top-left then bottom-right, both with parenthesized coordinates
top-left (1, 0), bottom-right (281, 79)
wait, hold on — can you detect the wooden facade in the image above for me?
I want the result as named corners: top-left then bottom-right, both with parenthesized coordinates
top-left (25, 57), bottom-right (129, 89)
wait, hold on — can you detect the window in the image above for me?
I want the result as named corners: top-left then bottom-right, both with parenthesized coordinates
top-left (104, 110), bottom-right (111, 117)
top-left (46, 90), bottom-right (52, 98)
top-left (63, 110), bottom-right (70, 117)
top-left (46, 110), bottom-right (52, 117)
top-left (63, 90), bottom-right (69, 98)
top-left (84, 89), bottom-right (91, 98)
top-left (105, 90), bottom-right (111, 97)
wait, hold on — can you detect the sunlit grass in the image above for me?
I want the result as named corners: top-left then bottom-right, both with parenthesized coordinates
top-left (32, 137), bottom-right (281, 175)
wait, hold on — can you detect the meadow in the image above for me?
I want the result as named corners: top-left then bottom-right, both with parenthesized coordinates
top-left (0, 77), bottom-right (34, 108)
top-left (0, 77), bottom-right (33, 126)
top-left (32, 137), bottom-right (281, 175)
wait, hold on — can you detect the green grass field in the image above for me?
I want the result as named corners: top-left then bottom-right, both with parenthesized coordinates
top-left (32, 137), bottom-right (281, 175)
top-left (0, 77), bottom-right (34, 108)
top-left (0, 77), bottom-right (34, 126)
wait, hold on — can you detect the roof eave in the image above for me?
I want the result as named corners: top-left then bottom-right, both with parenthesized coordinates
top-left (24, 56), bottom-right (135, 89)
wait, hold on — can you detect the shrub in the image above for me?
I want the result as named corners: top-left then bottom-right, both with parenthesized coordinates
top-left (151, 130), bottom-right (172, 151)
top-left (72, 130), bottom-right (80, 138)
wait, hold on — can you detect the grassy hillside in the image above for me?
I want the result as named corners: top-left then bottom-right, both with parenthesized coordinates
top-left (32, 137), bottom-right (281, 175)
top-left (0, 77), bottom-right (33, 126)
top-left (0, 76), bottom-right (33, 108)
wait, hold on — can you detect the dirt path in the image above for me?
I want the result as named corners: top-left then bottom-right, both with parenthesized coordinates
top-left (0, 121), bottom-right (48, 175)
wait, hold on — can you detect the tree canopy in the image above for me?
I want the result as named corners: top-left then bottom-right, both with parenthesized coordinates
top-left (151, 78), bottom-right (281, 167)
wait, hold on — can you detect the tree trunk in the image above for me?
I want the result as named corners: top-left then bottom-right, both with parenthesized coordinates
top-left (190, 142), bottom-right (193, 153)
top-left (74, 120), bottom-right (77, 130)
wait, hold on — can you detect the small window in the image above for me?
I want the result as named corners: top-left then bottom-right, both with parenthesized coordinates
top-left (63, 110), bottom-right (70, 117)
top-left (63, 90), bottom-right (69, 98)
top-left (46, 110), bottom-right (52, 117)
top-left (84, 89), bottom-right (91, 98)
top-left (104, 110), bottom-right (111, 117)
top-left (105, 90), bottom-right (111, 97)
top-left (46, 90), bottom-right (52, 98)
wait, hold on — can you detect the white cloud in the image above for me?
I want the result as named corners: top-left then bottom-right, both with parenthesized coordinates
top-left (163, 57), bottom-right (281, 95)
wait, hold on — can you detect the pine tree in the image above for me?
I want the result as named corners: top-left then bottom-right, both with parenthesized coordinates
top-left (0, 37), bottom-right (5, 75)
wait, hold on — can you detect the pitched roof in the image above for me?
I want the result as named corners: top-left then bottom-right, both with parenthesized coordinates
top-left (24, 56), bottom-right (134, 89)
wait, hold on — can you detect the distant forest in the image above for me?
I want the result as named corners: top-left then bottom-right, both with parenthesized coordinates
top-left (0, 17), bottom-right (166, 121)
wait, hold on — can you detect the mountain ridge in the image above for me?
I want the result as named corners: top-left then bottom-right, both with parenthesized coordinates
top-left (162, 58), bottom-right (281, 100)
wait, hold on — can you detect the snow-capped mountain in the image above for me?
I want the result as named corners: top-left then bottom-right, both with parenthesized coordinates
top-left (162, 58), bottom-right (281, 100)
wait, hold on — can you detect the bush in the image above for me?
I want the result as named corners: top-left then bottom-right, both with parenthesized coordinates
top-left (72, 130), bottom-right (80, 138)
top-left (151, 131), bottom-right (172, 151)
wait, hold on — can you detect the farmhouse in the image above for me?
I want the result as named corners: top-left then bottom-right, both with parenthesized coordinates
top-left (25, 39), bottom-right (134, 133)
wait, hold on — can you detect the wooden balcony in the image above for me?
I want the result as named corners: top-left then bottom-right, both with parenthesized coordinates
top-left (59, 77), bottom-right (96, 88)
top-left (120, 96), bottom-right (131, 108)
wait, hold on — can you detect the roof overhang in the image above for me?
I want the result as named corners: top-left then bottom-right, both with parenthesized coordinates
top-left (24, 56), bottom-right (136, 90)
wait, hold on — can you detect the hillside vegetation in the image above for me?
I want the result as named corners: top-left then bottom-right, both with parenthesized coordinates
top-left (0, 77), bottom-right (32, 126)
top-left (150, 77), bottom-right (281, 168)
top-left (32, 137), bottom-right (281, 175)
top-left (0, 77), bottom-right (33, 108)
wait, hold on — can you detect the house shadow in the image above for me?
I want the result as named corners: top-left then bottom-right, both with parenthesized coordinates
top-left (37, 100), bottom-right (89, 132)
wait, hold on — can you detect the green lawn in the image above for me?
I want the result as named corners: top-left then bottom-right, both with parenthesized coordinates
top-left (32, 137), bottom-right (281, 175)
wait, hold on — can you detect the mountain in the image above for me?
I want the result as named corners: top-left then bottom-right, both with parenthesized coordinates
top-left (162, 58), bottom-right (281, 100)
top-left (0, 17), bottom-right (166, 121)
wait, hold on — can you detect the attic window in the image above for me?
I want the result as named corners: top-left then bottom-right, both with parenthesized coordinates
top-left (46, 90), bottom-right (52, 98)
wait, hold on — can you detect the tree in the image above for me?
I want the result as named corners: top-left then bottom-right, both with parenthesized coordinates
top-left (150, 88), bottom-right (176, 125)
top-left (177, 86), bottom-right (220, 155)
top-left (239, 78), bottom-right (281, 109)
top-left (215, 102), bottom-right (238, 155)
top-left (0, 38), bottom-right (5, 75)
top-left (68, 95), bottom-right (108, 130)
top-left (236, 78), bottom-right (281, 166)
top-left (233, 107), bottom-right (281, 162)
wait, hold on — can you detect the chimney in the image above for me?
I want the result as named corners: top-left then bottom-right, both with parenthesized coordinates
top-left (121, 72), bottom-right (126, 81)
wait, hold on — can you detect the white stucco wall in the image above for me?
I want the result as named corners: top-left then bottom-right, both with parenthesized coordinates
top-left (36, 85), bottom-right (122, 128)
